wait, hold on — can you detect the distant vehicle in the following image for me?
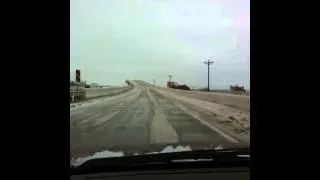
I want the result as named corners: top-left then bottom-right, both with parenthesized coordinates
top-left (177, 84), bottom-right (191, 90)
top-left (125, 80), bottom-right (131, 85)
top-left (167, 81), bottom-right (178, 88)
top-left (230, 85), bottom-right (246, 92)
top-left (167, 81), bottom-right (190, 90)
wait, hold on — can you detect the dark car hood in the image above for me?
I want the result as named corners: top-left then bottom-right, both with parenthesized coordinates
top-left (70, 143), bottom-right (246, 167)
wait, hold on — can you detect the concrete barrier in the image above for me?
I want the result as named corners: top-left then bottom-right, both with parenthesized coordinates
top-left (70, 84), bottom-right (134, 103)
top-left (70, 88), bottom-right (86, 102)
top-left (85, 84), bottom-right (134, 100)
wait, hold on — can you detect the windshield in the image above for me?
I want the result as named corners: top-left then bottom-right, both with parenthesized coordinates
top-left (70, 0), bottom-right (250, 167)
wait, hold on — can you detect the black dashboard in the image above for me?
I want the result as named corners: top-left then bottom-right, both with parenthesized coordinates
top-left (71, 167), bottom-right (250, 180)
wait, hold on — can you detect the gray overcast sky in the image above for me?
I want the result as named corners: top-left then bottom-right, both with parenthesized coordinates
top-left (70, 0), bottom-right (250, 89)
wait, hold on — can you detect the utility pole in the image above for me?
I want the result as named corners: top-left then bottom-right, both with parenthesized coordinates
top-left (167, 75), bottom-right (173, 88)
top-left (203, 59), bottom-right (214, 92)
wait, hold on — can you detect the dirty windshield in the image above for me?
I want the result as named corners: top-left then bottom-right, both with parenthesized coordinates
top-left (70, 0), bottom-right (250, 166)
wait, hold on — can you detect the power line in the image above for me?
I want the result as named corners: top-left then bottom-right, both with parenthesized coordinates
top-left (203, 59), bottom-right (214, 92)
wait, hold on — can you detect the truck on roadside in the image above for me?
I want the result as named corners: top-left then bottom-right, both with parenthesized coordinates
top-left (167, 81), bottom-right (190, 90)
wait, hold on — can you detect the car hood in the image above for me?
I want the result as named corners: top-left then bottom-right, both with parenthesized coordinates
top-left (70, 143), bottom-right (235, 167)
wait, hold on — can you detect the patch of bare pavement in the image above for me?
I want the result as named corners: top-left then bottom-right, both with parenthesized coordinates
top-left (70, 80), bottom-right (250, 163)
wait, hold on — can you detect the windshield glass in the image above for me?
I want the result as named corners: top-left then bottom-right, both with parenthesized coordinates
top-left (70, 0), bottom-right (250, 167)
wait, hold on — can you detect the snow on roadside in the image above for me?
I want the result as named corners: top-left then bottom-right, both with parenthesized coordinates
top-left (150, 87), bottom-right (250, 142)
top-left (70, 98), bottom-right (106, 111)
top-left (149, 85), bottom-right (250, 112)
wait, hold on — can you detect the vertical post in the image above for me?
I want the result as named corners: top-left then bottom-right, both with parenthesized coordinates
top-left (75, 69), bottom-right (81, 99)
top-left (207, 63), bottom-right (210, 92)
top-left (76, 69), bottom-right (81, 82)
top-left (168, 75), bottom-right (173, 88)
top-left (203, 60), bottom-right (214, 92)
